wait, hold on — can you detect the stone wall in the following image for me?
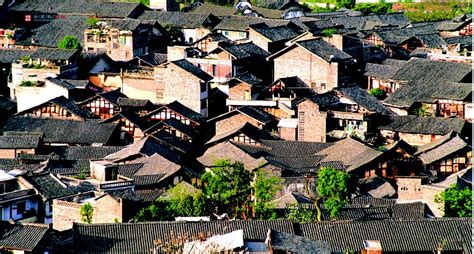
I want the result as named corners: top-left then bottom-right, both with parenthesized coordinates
top-left (248, 29), bottom-right (270, 52)
top-left (228, 82), bottom-right (251, 101)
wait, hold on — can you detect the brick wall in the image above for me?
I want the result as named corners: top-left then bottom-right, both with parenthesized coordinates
top-left (273, 46), bottom-right (338, 93)
top-left (279, 127), bottom-right (296, 141)
top-left (248, 29), bottom-right (270, 52)
top-left (297, 99), bottom-right (327, 142)
top-left (52, 195), bottom-right (123, 231)
top-left (122, 75), bottom-right (160, 103)
top-left (396, 177), bottom-right (424, 201)
top-left (215, 113), bottom-right (261, 136)
top-left (229, 82), bottom-right (251, 101)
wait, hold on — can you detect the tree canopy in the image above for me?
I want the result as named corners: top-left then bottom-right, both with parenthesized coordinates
top-left (58, 35), bottom-right (81, 50)
top-left (254, 169), bottom-right (283, 219)
top-left (435, 184), bottom-right (472, 218)
top-left (317, 167), bottom-right (355, 218)
top-left (80, 203), bottom-right (94, 223)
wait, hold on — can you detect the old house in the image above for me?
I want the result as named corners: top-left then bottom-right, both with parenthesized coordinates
top-left (1, 116), bottom-right (121, 146)
top-left (212, 15), bottom-right (290, 41)
top-left (437, 14), bottom-right (472, 37)
top-left (377, 139), bottom-right (420, 179)
top-left (24, 172), bottom-right (75, 224)
top-left (382, 59), bottom-right (472, 118)
top-left (364, 59), bottom-right (406, 94)
top-left (0, 221), bottom-right (50, 253)
top-left (415, 131), bottom-right (472, 177)
top-left (193, 33), bottom-right (230, 53)
top-left (16, 96), bottom-right (97, 120)
top-left (52, 190), bottom-right (141, 231)
top-left (153, 59), bottom-right (213, 116)
top-left (0, 170), bottom-right (40, 223)
top-left (296, 85), bottom-right (392, 142)
top-left (0, 135), bottom-right (41, 159)
top-left (267, 38), bottom-right (353, 93)
top-left (138, 11), bottom-right (221, 45)
top-left (226, 73), bottom-right (265, 107)
top-left (206, 122), bottom-right (276, 147)
top-left (247, 23), bottom-right (301, 53)
top-left (378, 115), bottom-right (470, 146)
top-left (7, 48), bottom-right (79, 103)
top-left (144, 118), bottom-right (199, 145)
top-left (144, 100), bottom-right (206, 128)
top-left (209, 106), bottom-right (274, 136)
top-left (84, 18), bottom-right (159, 62)
top-left (77, 89), bottom-right (129, 119)
top-left (101, 111), bottom-right (151, 144)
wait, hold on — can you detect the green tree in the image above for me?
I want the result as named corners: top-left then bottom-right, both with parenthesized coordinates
top-left (201, 159), bottom-right (252, 218)
top-left (86, 17), bottom-right (99, 29)
top-left (254, 169), bottom-right (283, 219)
top-left (317, 167), bottom-right (355, 219)
top-left (322, 28), bottom-right (337, 38)
top-left (80, 203), bottom-right (94, 223)
top-left (369, 88), bottom-right (385, 99)
top-left (58, 35), bottom-right (81, 50)
top-left (286, 204), bottom-right (317, 223)
top-left (435, 184), bottom-right (472, 217)
top-left (410, 104), bottom-right (432, 117)
top-left (353, 3), bottom-right (392, 14)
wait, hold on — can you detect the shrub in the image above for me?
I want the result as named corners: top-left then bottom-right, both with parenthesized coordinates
top-left (58, 35), bottom-right (81, 50)
top-left (369, 88), bottom-right (385, 99)
top-left (322, 28), bottom-right (337, 38)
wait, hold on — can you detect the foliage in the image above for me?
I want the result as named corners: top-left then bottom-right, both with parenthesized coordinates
top-left (410, 104), bottom-right (432, 117)
top-left (19, 80), bottom-right (43, 87)
top-left (86, 17), bottom-right (99, 29)
top-left (58, 35), bottom-right (81, 50)
top-left (434, 184), bottom-right (472, 218)
top-left (254, 169), bottom-right (283, 219)
top-left (80, 203), bottom-right (94, 223)
top-left (20, 55), bottom-right (31, 63)
top-left (77, 167), bottom-right (88, 180)
top-left (353, 3), bottom-right (392, 14)
top-left (134, 193), bottom-right (210, 222)
top-left (369, 88), bottom-right (385, 99)
top-left (317, 167), bottom-right (355, 218)
top-left (394, 2), bottom-right (472, 22)
top-left (201, 159), bottom-right (252, 217)
top-left (322, 28), bottom-right (337, 38)
top-left (286, 204), bottom-right (317, 223)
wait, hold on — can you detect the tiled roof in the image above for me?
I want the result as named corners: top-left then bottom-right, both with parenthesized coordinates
top-left (72, 220), bottom-right (295, 253)
top-left (335, 85), bottom-right (393, 115)
top-left (150, 130), bottom-right (194, 154)
top-left (249, 23), bottom-right (301, 42)
top-left (25, 172), bottom-right (75, 199)
top-left (18, 96), bottom-right (97, 120)
top-left (14, 15), bottom-right (87, 48)
top-left (330, 13), bottom-right (409, 31)
top-left (0, 135), bottom-right (41, 149)
top-left (214, 15), bottom-right (290, 31)
top-left (231, 72), bottom-right (263, 87)
top-left (60, 146), bottom-right (123, 160)
top-left (269, 230), bottom-right (330, 253)
top-left (378, 116), bottom-right (468, 135)
top-left (191, 3), bottom-right (284, 19)
top-left (238, 106), bottom-right (273, 124)
top-left (171, 59), bottom-right (213, 81)
top-left (206, 122), bottom-right (276, 145)
top-left (105, 136), bottom-right (179, 163)
top-left (300, 218), bottom-right (471, 253)
top-left (384, 59), bottom-right (471, 107)
top-left (148, 101), bottom-right (206, 126)
top-left (417, 134), bottom-right (470, 165)
top-left (0, 48), bottom-right (78, 63)
top-left (1, 117), bottom-right (119, 145)
top-left (316, 138), bottom-right (383, 172)
top-left (364, 62), bottom-right (404, 80)
top-left (116, 97), bottom-right (152, 108)
top-left (10, 0), bottom-right (142, 18)
top-left (358, 175), bottom-right (396, 198)
top-left (101, 18), bottom-right (142, 31)
top-left (0, 222), bottom-right (50, 252)
top-left (296, 38), bottom-right (352, 62)
top-left (198, 141), bottom-right (267, 171)
top-left (152, 118), bottom-right (198, 138)
top-left (138, 11), bottom-right (220, 29)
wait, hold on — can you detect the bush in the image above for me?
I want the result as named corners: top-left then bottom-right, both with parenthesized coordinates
top-left (353, 3), bottom-right (392, 14)
top-left (322, 28), bottom-right (337, 38)
top-left (58, 35), bottom-right (81, 50)
top-left (369, 88), bottom-right (385, 99)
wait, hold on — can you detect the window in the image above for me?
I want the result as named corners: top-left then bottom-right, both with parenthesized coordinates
top-left (212, 64), bottom-right (217, 76)
top-left (223, 31), bottom-right (229, 36)
top-left (321, 83), bottom-right (326, 91)
top-left (200, 82), bottom-right (207, 93)
top-left (156, 88), bottom-right (164, 100)
top-left (239, 32), bottom-right (247, 38)
top-left (16, 201), bottom-right (26, 215)
top-left (25, 15), bottom-right (31, 22)
top-left (188, 37), bottom-right (193, 43)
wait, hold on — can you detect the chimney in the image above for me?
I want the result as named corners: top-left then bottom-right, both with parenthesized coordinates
top-left (362, 240), bottom-right (382, 254)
